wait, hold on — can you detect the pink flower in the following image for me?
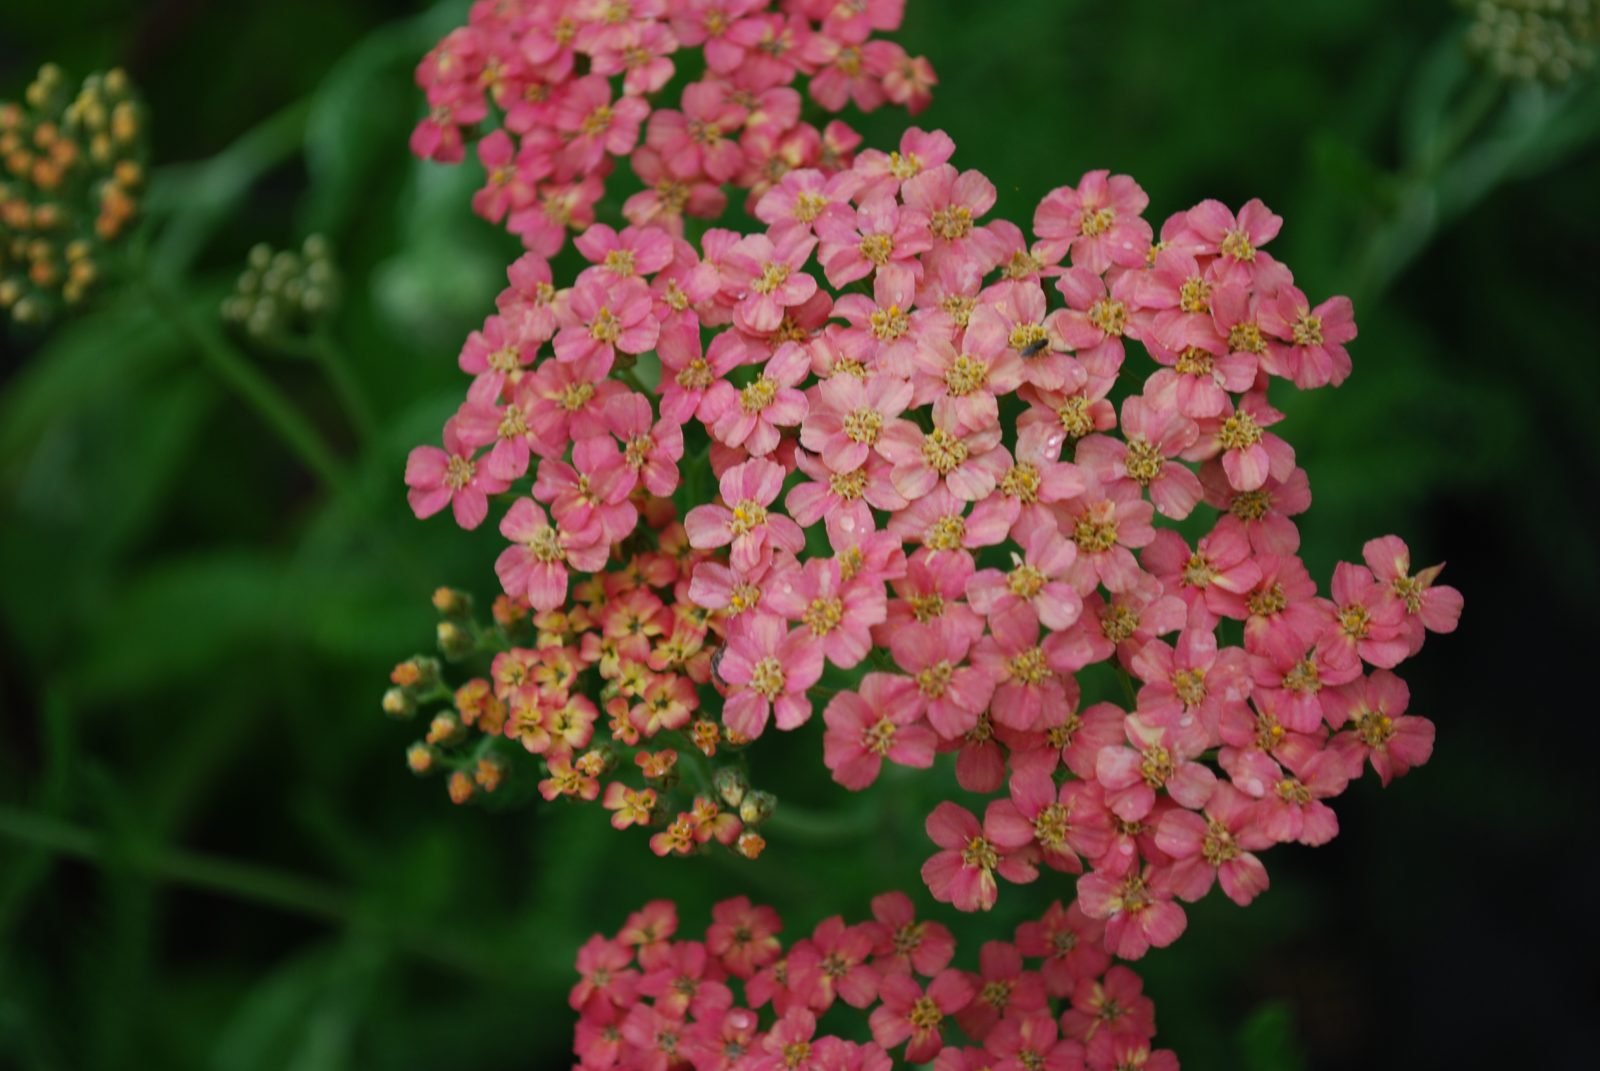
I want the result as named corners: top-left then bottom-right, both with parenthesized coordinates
top-left (1324, 560), bottom-right (1410, 671)
top-left (1154, 783), bottom-right (1272, 905)
top-left (605, 391), bottom-right (685, 497)
top-left (1200, 462), bottom-right (1310, 557)
top-left (1186, 391), bottom-right (1296, 493)
top-left (554, 277), bottom-right (660, 374)
top-left (717, 613), bottom-right (823, 739)
top-left (405, 421), bottom-right (508, 529)
top-left (720, 229), bottom-right (820, 333)
top-left (700, 341), bottom-right (810, 456)
top-left (1260, 285), bottom-right (1357, 389)
top-left (822, 672), bottom-right (936, 789)
top-left (869, 890), bottom-right (956, 976)
top-left (787, 915), bottom-right (881, 1011)
top-left (1056, 478), bottom-right (1158, 594)
top-left (816, 194), bottom-right (930, 291)
top-left (647, 80), bottom-right (746, 183)
top-left (684, 457), bottom-right (805, 573)
top-left (869, 969), bottom-right (975, 1064)
top-left (767, 556), bottom-right (886, 668)
top-left (555, 75), bottom-right (648, 173)
top-left (1033, 171), bottom-right (1153, 273)
top-left (974, 603), bottom-right (1075, 733)
top-left (878, 413), bottom-right (1007, 502)
top-left (1075, 867), bottom-right (1186, 960)
top-left (799, 370), bottom-right (914, 472)
top-left (1013, 901), bottom-right (1110, 1000)
top-left (922, 801), bottom-right (1038, 912)
top-left (1324, 669), bottom-right (1435, 785)
top-left (1182, 198), bottom-right (1283, 283)
top-left (1252, 746), bottom-right (1347, 846)
top-left (1362, 534), bottom-right (1462, 656)
top-left (1060, 965), bottom-right (1155, 1044)
top-left (494, 498), bottom-right (611, 611)
top-left (573, 222), bottom-right (675, 285)
top-left (984, 1012), bottom-right (1083, 1071)
top-left (533, 436), bottom-right (639, 547)
top-left (706, 895), bottom-right (783, 980)
top-left (1094, 717), bottom-right (1217, 822)
top-left (1076, 394), bottom-right (1203, 519)
top-left (966, 514), bottom-right (1082, 631)
top-left (987, 749), bottom-right (1113, 874)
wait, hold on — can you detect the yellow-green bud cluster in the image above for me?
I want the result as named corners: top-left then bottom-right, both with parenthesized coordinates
top-left (1463, 0), bottom-right (1599, 82)
top-left (221, 236), bottom-right (340, 339)
top-left (1, 64), bottom-right (147, 325)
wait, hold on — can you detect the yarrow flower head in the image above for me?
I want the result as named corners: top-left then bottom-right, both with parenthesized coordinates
top-left (383, 5), bottom-right (1462, 1067)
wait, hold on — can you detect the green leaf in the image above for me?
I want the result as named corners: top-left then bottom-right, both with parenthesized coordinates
top-left (1237, 1001), bottom-right (1306, 1071)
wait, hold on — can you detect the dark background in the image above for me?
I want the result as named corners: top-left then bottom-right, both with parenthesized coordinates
top-left (2, 1), bottom-right (1597, 1068)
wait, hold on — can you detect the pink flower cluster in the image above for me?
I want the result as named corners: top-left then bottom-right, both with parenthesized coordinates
top-left (569, 894), bottom-right (1176, 1070)
top-left (402, 121), bottom-right (1461, 972)
top-left (411, 0), bottom-right (934, 255)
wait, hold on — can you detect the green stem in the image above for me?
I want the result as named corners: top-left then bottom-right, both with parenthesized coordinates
top-left (312, 330), bottom-right (378, 444)
top-left (764, 799), bottom-right (880, 843)
top-left (0, 806), bottom-right (503, 979)
top-left (615, 365), bottom-right (650, 395)
top-left (137, 266), bottom-right (351, 495)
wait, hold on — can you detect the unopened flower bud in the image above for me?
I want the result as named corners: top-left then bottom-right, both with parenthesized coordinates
top-left (738, 790), bottom-right (776, 826)
top-left (735, 830), bottom-right (766, 860)
top-left (426, 711), bottom-right (461, 745)
top-left (432, 586), bottom-right (474, 619)
top-left (436, 619), bottom-right (474, 660)
top-left (447, 770), bottom-right (475, 804)
top-left (714, 766), bottom-right (749, 809)
top-left (381, 686), bottom-right (415, 719)
top-left (405, 743), bottom-right (435, 774)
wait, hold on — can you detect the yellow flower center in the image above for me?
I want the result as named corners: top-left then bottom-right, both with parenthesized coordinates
top-left (803, 596), bottom-right (844, 636)
top-left (858, 233), bottom-right (894, 265)
top-left (1088, 297), bottom-right (1127, 336)
top-left (794, 192), bottom-right (827, 223)
top-left (916, 661), bottom-right (953, 698)
top-left (930, 204), bottom-right (973, 240)
top-left (828, 469), bottom-right (868, 500)
top-left (1000, 462), bottom-right (1041, 502)
top-left (728, 500), bottom-right (768, 536)
top-left (1178, 276), bottom-right (1211, 314)
top-left (558, 381), bottom-right (595, 412)
top-left (603, 248), bottom-right (636, 276)
top-left (1008, 647), bottom-right (1051, 685)
top-left (1080, 206), bottom-right (1115, 237)
top-left (1140, 745), bottom-right (1175, 788)
top-left (920, 428), bottom-right (969, 474)
top-left (1124, 437), bottom-right (1164, 485)
top-left (1218, 410), bottom-right (1264, 450)
top-left (926, 514), bottom-right (967, 551)
top-left (869, 303), bottom-right (908, 340)
top-left (1007, 564), bottom-right (1047, 599)
top-left (1220, 228), bottom-right (1255, 261)
top-left (748, 656), bottom-right (786, 699)
top-left (675, 357), bottom-right (712, 390)
top-left (444, 455), bottom-right (474, 490)
top-left (740, 376), bottom-right (777, 413)
top-left (1292, 313), bottom-right (1323, 347)
top-left (944, 354), bottom-right (988, 396)
top-left (589, 307), bottom-right (622, 344)
top-left (752, 261), bottom-right (791, 295)
top-left (843, 407), bottom-right (884, 444)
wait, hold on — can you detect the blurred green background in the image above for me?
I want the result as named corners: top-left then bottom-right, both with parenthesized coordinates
top-left (2, 1), bottom-right (1597, 1068)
